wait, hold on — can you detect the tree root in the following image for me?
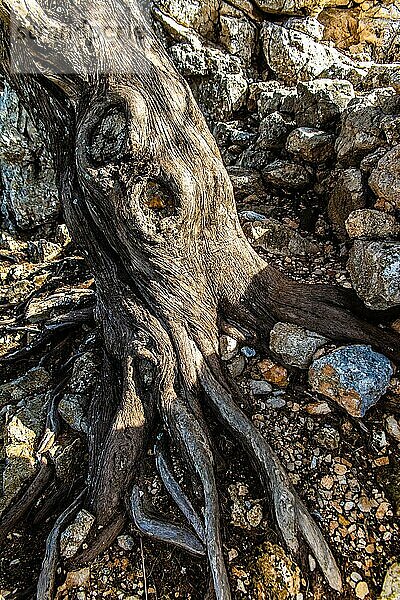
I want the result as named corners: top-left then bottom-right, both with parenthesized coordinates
top-left (155, 434), bottom-right (205, 542)
top-left (130, 484), bottom-right (205, 556)
top-left (4, 296), bottom-right (397, 599)
top-left (0, 458), bottom-right (53, 546)
top-left (37, 491), bottom-right (85, 600)
top-left (193, 339), bottom-right (342, 591)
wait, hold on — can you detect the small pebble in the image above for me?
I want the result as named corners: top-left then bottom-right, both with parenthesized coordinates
top-left (320, 475), bottom-right (334, 490)
top-left (355, 581), bottom-right (369, 599)
top-left (241, 346), bottom-right (256, 358)
top-left (117, 535), bottom-right (135, 551)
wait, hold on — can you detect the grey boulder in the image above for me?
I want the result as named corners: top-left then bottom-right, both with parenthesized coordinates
top-left (270, 322), bottom-right (328, 369)
top-left (348, 240), bottom-right (400, 310)
top-left (309, 345), bottom-right (393, 417)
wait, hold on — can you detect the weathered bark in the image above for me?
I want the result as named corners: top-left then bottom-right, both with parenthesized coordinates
top-left (0, 1), bottom-right (399, 598)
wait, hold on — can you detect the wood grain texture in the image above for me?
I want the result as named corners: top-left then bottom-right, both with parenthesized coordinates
top-left (0, 1), bottom-right (399, 598)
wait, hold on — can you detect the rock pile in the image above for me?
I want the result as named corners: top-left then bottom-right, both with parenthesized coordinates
top-left (1, 0), bottom-right (400, 598)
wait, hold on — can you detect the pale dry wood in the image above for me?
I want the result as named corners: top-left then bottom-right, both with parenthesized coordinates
top-left (0, 1), bottom-right (399, 598)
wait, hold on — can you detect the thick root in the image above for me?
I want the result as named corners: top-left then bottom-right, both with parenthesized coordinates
top-left (130, 484), bottom-right (205, 556)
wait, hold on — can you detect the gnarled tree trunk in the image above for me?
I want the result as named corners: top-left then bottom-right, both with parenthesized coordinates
top-left (0, 1), bottom-right (399, 598)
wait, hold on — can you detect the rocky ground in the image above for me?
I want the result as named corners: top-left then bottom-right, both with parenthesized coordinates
top-left (1, 0), bottom-right (400, 598)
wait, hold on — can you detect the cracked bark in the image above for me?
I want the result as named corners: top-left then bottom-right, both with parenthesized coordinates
top-left (0, 1), bottom-right (399, 598)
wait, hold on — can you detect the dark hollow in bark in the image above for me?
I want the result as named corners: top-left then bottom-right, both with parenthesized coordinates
top-left (0, 2), bottom-right (399, 598)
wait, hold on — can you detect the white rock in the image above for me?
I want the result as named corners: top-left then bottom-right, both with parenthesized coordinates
top-left (261, 22), bottom-right (367, 86)
top-left (384, 415), bottom-right (400, 442)
top-left (60, 510), bottom-right (96, 559)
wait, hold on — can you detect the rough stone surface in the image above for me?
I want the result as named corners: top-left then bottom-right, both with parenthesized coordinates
top-left (369, 145), bottom-right (400, 209)
top-left (155, 0), bottom-right (219, 39)
top-left (379, 562), bottom-right (400, 599)
top-left (220, 335), bottom-right (239, 361)
top-left (345, 209), bottom-right (399, 240)
top-left (284, 16), bottom-right (325, 40)
top-left (286, 127), bottom-right (335, 162)
top-left (294, 78), bottom-right (355, 128)
top-left (0, 83), bottom-right (60, 230)
top-left (252, 542), bottom-right (301, 600)
top-left (255, 0), bottom-right (323, 15)
top-left (327, 168), bottom-right (366, 238)
top-left (309, 345), bottom-right (394, 417)
top-left (319, 3), bottom-right (400, 63)
top-left (364, 63), bottom-right (400, 92)
top-left (0, 367), bottom-right (50, 409)
top-left (219, 5), bottom-right (258, 65)
top-left (336, 90), bottom-right (400, 166)
top-left (0, 393), bottom-right (47, 516)
top-left (227, 166), bottom-right (266, 199)
top-left (262, 22), bottom-right (366, 86)
top-left (243, 217), bottom-right (318, 256)
top-left (257, 83), bottom-right (298, 118)
top-left (60, 509), bottom-right (96, 559)
top-left (169, 43), bottom-right (248, 120)
top-left (262, 160), bottom-right (312, 190)
top-left (213, 121), bottom-right (256, 149)
top-left (249, 380), bottom-right (273, 395)
top-left (117, 535), bottom-right (136, 551)
top-left (257, 112), bottom-right (295, 150)
top-left (58, 352), bottom-right (98, 433)
top-left (270, 322), bottom-right (328, 369)
top-left (348, 240), bottom-right (400, 310)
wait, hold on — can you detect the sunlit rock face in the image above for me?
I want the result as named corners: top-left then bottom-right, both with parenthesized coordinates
top-left (0, 83), bottom-right (60, 231)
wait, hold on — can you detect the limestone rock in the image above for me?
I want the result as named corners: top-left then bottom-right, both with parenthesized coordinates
top-left (369, 145), bottom-right (400, 209)
top-left (348, 240), bottom-right (400, 309)
top-left (336, 89), bottom-right (400, 166)
top-left (243, 217), bottom-right (318, 256)
top-left (154, 0), bottom-right (219, 39)
top-left (239, 146), bottom-right (274, 170)
top-left (254, 0), bottom-right (341, 16)
top-left (256, 83), bottom-right (298, 118)
top-left (213, 121), bottom-right (256, 149)
top-left (0, 83), bottom-right (60, 230)
top-left (60, 509), bottom-right (96, 559)
top-left (283, 16), bottom-right (324, 40)
top-left (261, 22), bottom-right (367, 86)
top-left (270, 322), bottom-right (328, 369)
top-left (169, 43), bottom-right (248, 120)
top-left (314, 425), bottom-right (340, 449)
top-left (249, 380), bottom-right (273, 395)
top-left (360, 147), bottom-right (388, 174)
top-left (58, 352), bottom-right (98, 433)
top-left (309, 345), bottom-right (393, 417)
top-left (384, 415), bottom-right (400, 443)
top-left (345, 209), bottom-right (399, 240)
top-left (257, 112), bottom-right (295, 150)
top-left (319, 3), bottom-right (400, 63)
top-left (286, 127), bottom-right (335, 162)
top-left (381, 115), bottom-right (400, 146)
top-left (117, 535), bottom-right (135, 551)
top-left (364, 63), bottom-right (400, 93)
top-left (227, 166), bottom-right (266, 200)
top-left (222, 0), bottom-right (261, 20)
top-left (0, 393), bottom-right (47, 515)
top-left (0, 367), bottom-right (50, 409)
top-left (262, 160), bottom-right (312, 190)
top-left (294, 78), bottom-right (354, 128)
top-left (220, 335), bottom-right (239, 361)
top-left (327, 168), bottom-right (366, 238)
top-left (379, 562), bottom-right (400, 599)
top-left (219, 5), bottom-right (258, 65)
top-left (251, 542), bottom-right (301, 600)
